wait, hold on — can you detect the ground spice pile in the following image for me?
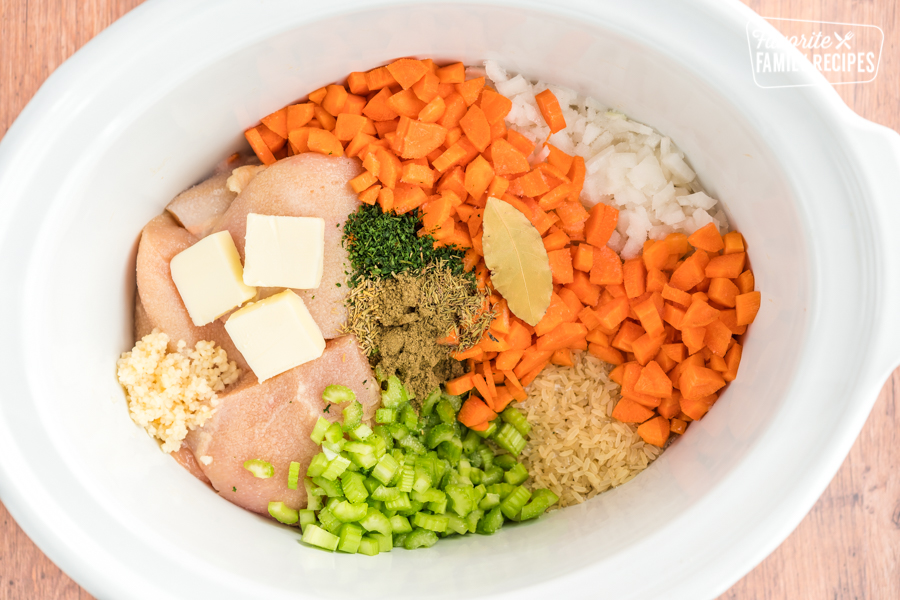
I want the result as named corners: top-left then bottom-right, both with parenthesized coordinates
top-left (344, 264), bottom-right (492, 401)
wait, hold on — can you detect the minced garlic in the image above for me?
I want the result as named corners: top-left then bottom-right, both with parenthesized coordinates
top-left (116, 329), bottom-right (240, 452)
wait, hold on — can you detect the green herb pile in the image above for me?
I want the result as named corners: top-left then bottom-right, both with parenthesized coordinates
top-left (343, 204), bottom-right (468, 288)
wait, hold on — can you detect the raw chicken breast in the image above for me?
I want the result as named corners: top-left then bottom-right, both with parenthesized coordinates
top-left (165, 173), bottom-right (236, 238)
top-left (213, 153), bottom-right (362, 338)
top-left (182, 335), bottom-right (379, 515)
top-left (134, 213), bottom-right (248, 370)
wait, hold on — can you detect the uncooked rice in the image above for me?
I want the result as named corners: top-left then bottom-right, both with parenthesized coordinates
top-left (521, 351), bottom-right (661, 507)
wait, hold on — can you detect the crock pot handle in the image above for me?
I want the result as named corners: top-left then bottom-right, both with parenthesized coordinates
top-left (851, 118), bottom-right (900, 378)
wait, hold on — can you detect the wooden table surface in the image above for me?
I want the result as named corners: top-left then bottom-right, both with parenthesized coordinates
top-left (1, 1), bottom-right (898, 598)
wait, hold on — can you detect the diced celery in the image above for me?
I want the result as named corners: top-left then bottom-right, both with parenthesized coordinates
top-left (338, 523), bottom-right (363, 553)
top-left (486, 482), bottom-right (515, 500)
top-left (243, 459), bottom-right (274, 479)
top-left (469, 468), bottom-right (484, 485)
top-left (398, 499), bottom-right (424, 516)
top-left (298, 509), bottom-right (317, 530)
top-left (388, 423), bottom-right (409, 440)
top-left (400, 404), bottom-right (418, 430)
top-left (371, 486), bottom-right (401, 502)
top-left (482, 465), bottom-right (504, 486)
top-left (398, 434), bottom-right (427, 455)
top-left (381, 376), bottom-right (407, 408)
top-left (393, 533), bottom-right (409, 548)
top-left (421, 388), bottom-right (442, 416)
top-left (322, 439), bottom-right (345, 458)
top-left (435, 399), bottom-right (456, 424)
top-left (287, 461), bottom-right (301, 490)
top-left (325, 497), bottom-right (344, 511)
top-left (472, 484), bottom-right (487, 505)
top-left (340, 471), bottom-right (369, 504)
top-left (428, 496), bottom-right (448, 514)
top-left (389, 514), bottom-right (413, 534)
top-left (501, 406), bottom-right (532, 437)
top-left (404, 528), bottom-right (439, 549)
top-left (493, 454), bottom-right (518, 471)
top-left (478, 493), bottom-right (500, 510)
top-left (360, 507), bottom-right (392, 536)
top-left (519, 489), bottom-right (560, 521)
top-left (477, 506), bottom-right (504, 535)
top-left (458, 458), bottom-right (472, 479)
top-left (304, 478), bottom-right (324, 511)
top-left (375, 365), bottom-right (386, 383)
top-left (324, 422), bottom-right (344, 444)
top-left (374, 425), bottom-right (395, 451)
top-left (341, 399), bottom-right (363, 431)
top-left (324, 384), bottom-right (357, 405)
top-left (301, 524), bottom-right (339, 552)
top-left (441, 391), bottom-right (463, 412)
top-left (316, 508), bottom-right (343, 534)
top-left (462, 430), bottom-right (481, 453)
top-left (349, 424), bottom-right (373, 441)
top-left (320, 455), bottom-right (351, 481)
top-left (446, 514), bottom-right (468, 535)
top-left (412, 512), bottom-right (448, 533)
top-left (409, 489), bottom-right (442, 503)
top-left (445, 485), bottom-right (475, 517)
top-left (384, 492), bottom-right (412, 512)
top-left (344, 441), bottom-right (373, 455)
top-left (435, 459), bottom-right (449, 488)
top-left (358, 536), bottom-right (380, 556)
top-left (500, 485), bottom-right (532, 520)
top-left (437, 437), bottom-right (463, 465)
top-left (348, 451), bottom-right (378, 470)
top-left (464, 508), bottom-right (484, 533)
top-left (369, 532), bottom-right (393, 552)
top-left (372, 453), bottom-right (400, 485)
top-left (363, 476), bottom-right (381, 494)
top-left (468, 449), bottom-right (483, 469)
top-left (333, 500), bottom-right (368, 523)
top-left (413, 464), bottom-right (433, 493)
top-left (268, 501), bottom-right (299, 525)
top-left (504, 462), bottom-right (529, 486)
top-left (425, 423), bottom-right (456, 449)
top-left (375, 407), bottom-right (396, 424)
top-left (478, 447), bottom-right (494, 470)
top-left (475, 420), bottom-right (498, 439)
top-left (495, 423), bottom-right (527, 456)
top-left (310, 417), bottom-right (331, 445)
top-left (312, 476), bottom-right (343, 497)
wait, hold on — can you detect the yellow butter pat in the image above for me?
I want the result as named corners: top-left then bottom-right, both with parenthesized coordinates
top-left (224, 289), bottom-right (325, 382)
top-left (170, 231), bottom-right (256, 326)
top-left (242, 213), bottom-right (325, 289)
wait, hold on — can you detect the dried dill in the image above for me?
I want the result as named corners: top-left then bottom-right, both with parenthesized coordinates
top-left (342, 204), bottom-right (468, 287)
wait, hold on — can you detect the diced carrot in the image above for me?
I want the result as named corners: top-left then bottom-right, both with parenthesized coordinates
top-left (456, 76), bottom-right (485, 106)
top-left (717, 309), bottom-right (746, 336)
top-left (736, 270), bottom-right (755, 295)
top-left (401, 162), bottom-right (436, 188)
top-left (490, 138), bottom-right (531, 176)
top-left (437, 328), bottom-right (460, 346)
top-left (365, 66), bottom-right (397, 90)
top-left (705, 252), bottom-right (746, 279)
top-left (347, 71), bottom-right (368, 95)
top-left (707, 353), bottom-right (728, 372)
top-left (436, 62), bottom-right (465, 83)
top-left (313, 105), bottom-right (337, 131)
top-left (587, 343), bottom-right (623, 365)
top-left (707, 277), bottom-right (739, 308)
top-left (286, 103), bottom-right (316, 132)
top-left (662, 303), bottom-right (686, 331)
top-left (480, 88), bottom-right (512, 124)
top-left (513, 348), bottom-right (554, 379)
top-left (458, 105), bottom-right (491, 153)
top-left (687, 222), bottom-right (724, 252)
top-left (245, 127), bottom-right (277, 165)
top-left (446, 373), bottom-right (475, 395)
top-left (611, 398), bottom-right (654, 423)
top-left (349, 171), bottom-right (379, 194)
top-left (542, 228), bottom-right (569, 252)
top-left (357, 184), bottom-right (381, 206)
top-left (670, 418), bottom-right (687, 435)
top-left (505, 130), bottom-right (535, 157)
top-left (680, 393), bottom-right (717, 421)
top-left (681, 326), bottom-right (706, 356)
top-left (493, 386), bottom-right (516, 412)
top-left (583, 203), bottom-right (618, 249)
top-left (534, 293), bottom-right (572, 336)
top-left (705, 320), bottom-right (732, 357)
top-left (342, 94), bottom-right (368, 116)
top-left (611, 321), bottom-right (645, 352)
top-left (554, 201), bottom-right (589, 228)
top-left (308, 87), bottom-right (327, 104)
top-left (520, 361), bottom-right (550, 388)
top-left (548, 349), bottom-right (573, 367)
top-left (305, 129), bottom-right (342, 157)
top-left (436, 92), bottom-right (467, 130)
top-left (658, 390), bottom-right (682, 419)
top-left (723, 342), bottom-right (743, 382)
top-left (452, 345), bottom-right (483, 361)
top-left (735, 291), bottom-right (761, 325)
top-left (333, 113), bottom-right (368, 142)
top-left (462, 155), bottom-right (494, 201)
top-left (320, 84), bottom-right (348, 117)
top-left (637, 416), bottom-right (670, 447)
top-left (394, 117), bottom-right (445, 159)
top-left (458, 396), bottom-right (498, 428)
top-left (681, 300), bottom-right (720, 328)
top-left (534, 89), bottom-right (567, 133)
top-left (632, 297), bottom-right (665, 337)
top-left (662, 343), bottom-right (686, 364)
top-left (513, 170), bottom-right (549, 198)
top-left (679, 364), bottom-right (726, 400)
top-left (547, 248), bottom-right (574, 285)
top-left (506, 321), bottom-right (533, 351)
top-left (363, 87), bottom-right (399, 121)
top-left (594, 295), bottom-right (630, 330)
top-left (661, 284), bottom-right (692, 308)
top-left (632, 332), bottom-right (665, 366)
top-left (622, 258), bottom-right (647, 299)
top-left (669, 250), bottom-right (710, 291)
top-left (495, 349), bottom-right (524, 372)
top-left (385, 58), bottom-right (428, 90)
top-left (723, 231), bottom-right (745, 254)
top-left (260, 107), bottom-right (288, 139)
top-left (590, 246), bottom-right (623, 286)
top-left (536, 322), bottom-right (587, 352)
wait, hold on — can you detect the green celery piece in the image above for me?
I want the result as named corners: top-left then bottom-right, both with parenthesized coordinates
top-left (504, 462), bottom-right (529, 486)
top-left (360, 507), bottom-right (392, 536)
top-left (298, 509), bottom-right (317, 531)
top-left (478, 447), bottom-right (494, 470)
top-left (388, 423), bottom-right (409, 440)
top-left (324, 422), bottom-right (344, 444)
top-left (410, 489), bottom-right (443, 503)
top-left (404, 528), bottom-right (438, 550)
top-left (367, 432), bottom-right (388, 458)
top-left (467, 448), bottom-right (483, 469)
top-left (400, 404), bottom-right (418, 430)
top-left (441, 391), bottom-right (464, 412)
top-left (324, 384), bottom-right (357, 405)
top-left (322, 439), bottom-right (345, 455)
top-left (316, 507), bottom-right (343, 535)
top-left (374, 425), bottom-right (395, 451)
top-left (340, 471), bottom-right (369, 504)
top-left (469, 468), bottom-right (484, 485)
top-left (413, 458), bottom-right (434, 493)
top-left (333, 500), bottom-right (368, 523)
top-left (481, 465), bottom-right (504, 486)
top-left (310, 417), bottom-right (331, 445)
top-left (384, 492), bottom-right (412, 512)
top-left (445, 485), bottom-right (475, 517)
top-left (519, 488), bottom-right (560, 521)
top-left (363, 476), bottom-right (381, 494)
top-left (371, 486), bottom-right (401, 502)
top-left (501, 405), bottom-right (532, 436)
top-left (493, 454), bottom-right (518, 471)
top-left (344, 441), bottom-right (373, 455)
top-left (338, 523), bottom-right (363, 553)
top-left (304, 478), bottom-right (324, 511)
top-left (435, 399), bottom-right (456, 424)
top-left (287, 461), bottom-right (301, 490)
top-left (500, 485), bottom-right (532, 520)
top-left (243, 459), bottom-right (274, 479)
top-left (341, 399), bottom-right (364, 431)
top-left (421, 388), bottom-right (442, 416)
top-left (495, 423), bottom-right (527, 456)
top-left (320, 455), bottom-right (351, 481)
top-left (348, 451), bottom-right (378, 470)
top-left (458, 458), bottom-right (472, 479)
top-left (486, 482), bottom-right (514, 500)
top-left (464, 508), bottom-right (484, 533)
top-left (477, 506), bottom-right (504, 535)
top-left (349, 424), bottom-right (373, 441)
top-left (399, 434), bottom-right (427, 455)
top-left (372, 454), bottom-right (400, 486)
top-left (398, 499), bottom-right (424, 517)
top-left (268, 501), bottom-right (299, 525)
top-left (325, 497), bottom-right (344, 511)
top-left (375, 365), bottom-right (387, 384)
top-left (393, 533), bottom-right (409, 548)
top-left (428, 496), bottom-right (448, 515)
top-left (478, 493), bottom-right (501, 510)
top-left (369, 532), bottom-right (393, 552)
top-left (312, 476), bottom-right (343, 497)
top-left (389, 514), bottom-right (413, 534)
top-left (412, 512), bottom-right (448, 533)
top-left (446, 514), bottom-right (468, 535)
top-left (435, 458), bottom-right (449, 488)
top-left (381, 376), bottom-right (407, 408)
top-left (425, 423), bottom-right (456, 449)
top-left (462, 430), bottom-right (481, 454)
top-left (437, 437), bottom-right (463, 465)
top-left (301, 524), bottom-right (339, 552)
top-left (475, 420), bottom-right (498, 439)
top-left (358, 536), bottom-right (380, 556)
top-left (375, 407), bottom-right (396, 424)
top-left (472, 484), bottom-right (487, 505)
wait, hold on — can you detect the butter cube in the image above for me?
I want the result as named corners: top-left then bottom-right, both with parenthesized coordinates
top-left (242, 213), bottom-right (325, 289)
top-left (224, 289), bottom-right (325, 382)
top-left (170, 231), bottom-right (257, 326)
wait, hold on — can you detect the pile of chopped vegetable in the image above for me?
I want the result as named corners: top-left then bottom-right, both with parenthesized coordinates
top-left (258, 380), bottom-right (557, 554)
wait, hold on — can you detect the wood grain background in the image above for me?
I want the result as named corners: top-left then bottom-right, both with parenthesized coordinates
top-left (0, 1), bottom-right (897, 598)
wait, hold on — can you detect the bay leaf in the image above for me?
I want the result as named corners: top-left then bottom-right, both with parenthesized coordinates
top-left (481, 197), bottom-right (552, 326)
